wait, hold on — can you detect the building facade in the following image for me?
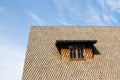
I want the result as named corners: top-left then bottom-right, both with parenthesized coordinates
top-left (22, 26), bottom-right (120, 80)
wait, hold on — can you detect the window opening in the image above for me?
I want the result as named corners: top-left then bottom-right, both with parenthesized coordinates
top-left (69, 46), bottom-right (84, 60)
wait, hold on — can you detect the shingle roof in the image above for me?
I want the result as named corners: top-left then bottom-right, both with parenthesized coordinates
top-left (22, 26), bottom-right (120, 80)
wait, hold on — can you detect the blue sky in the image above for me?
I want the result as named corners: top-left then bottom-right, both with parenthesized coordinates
top-left (0, 0), bottom-right (120, 80)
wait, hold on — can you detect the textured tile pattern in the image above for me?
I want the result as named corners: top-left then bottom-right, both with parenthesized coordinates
top-left (84, 48), bottom-right (93, 59)
top-left (22, 26), bottom-right (120, 80)
top-left (61, 49), bottom-right (70, 61)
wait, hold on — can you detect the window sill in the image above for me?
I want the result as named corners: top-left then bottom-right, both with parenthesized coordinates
top-left (70, 58), bottom-right (85, 61)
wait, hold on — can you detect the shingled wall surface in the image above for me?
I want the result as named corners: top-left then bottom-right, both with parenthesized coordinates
top-left (22, 26), bottom-right (120, 80)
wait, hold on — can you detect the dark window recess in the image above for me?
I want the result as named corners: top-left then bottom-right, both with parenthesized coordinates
top-left (70, 47), bottom-right (73, 58)
top-left (78, 48), bottom-right (84, 59)
top-left (69, 46), bottom-right (84, 60)
top-left (69, 46), bottom-right (76, 59)
top-left (73, 48), bottom-right (76, 58)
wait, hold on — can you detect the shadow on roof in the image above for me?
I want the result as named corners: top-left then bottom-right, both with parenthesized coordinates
top-left (93, 46), bottom-right (101, 55)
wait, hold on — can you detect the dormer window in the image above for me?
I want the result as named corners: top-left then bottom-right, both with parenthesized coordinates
top-left (69, 46), bottom-right (84, 60)
top-left (56, 40), bottom-right (97, 61)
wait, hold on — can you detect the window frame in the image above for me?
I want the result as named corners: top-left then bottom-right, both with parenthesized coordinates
top-left (69, 45), bottom-right (84, 60)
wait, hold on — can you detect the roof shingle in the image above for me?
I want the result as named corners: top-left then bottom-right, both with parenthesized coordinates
top-left (22, 26), bottom-right (120, 80)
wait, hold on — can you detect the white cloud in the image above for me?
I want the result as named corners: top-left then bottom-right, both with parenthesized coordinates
top-left (53, 0), bottom-right (82, 25)
top-left (26, 10), bottom-right (45, 25)
top-left (103, 14), bottom-right (117, 23)
top-left (53, 0), bottom-right (107, 25)
top-left (57, 18), bottom-right (71, 25)
top-left (57, 11), bottom-right (72, 25)
top-left (106, 0), bottom-right (120, 10)
top-left (0, 39), bottom-right (25, 80)
top-left (106, 0), bottom-right (120, 13)
top-left (58, 0), bottom-right (81, 17)
top-left (85, 6), bottom-right (106, 25)
top-left (103, 14), bottom-right (111, 22)
top-left (96, 0), bottom-right (110, 13)
top-left (96, 0), bottom-right (118, 24)
top-left (53, 0), bottom-right (118, 25)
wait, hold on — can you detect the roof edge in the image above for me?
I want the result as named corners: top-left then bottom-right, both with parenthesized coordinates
top-left (31, 26), bottom-right (120, 28)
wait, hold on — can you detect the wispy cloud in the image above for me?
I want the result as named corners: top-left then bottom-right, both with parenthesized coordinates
top-left (54, 0), bottom-right (101, 25)
top-left (57, 18), bottom-right (71, 25)
top-left (53, 0), bottom-right (119, 26)
top-left (53, 0), bottom-right (82, 25)
top-left (85, 6), bottom-right (106, 25)
top-left (0, 39), bottom-right (25, 80)
top-left (26, 10), bottom-right (45, 25)
top-left (106, 0), bottom-right (120, 10)
top-left (87, 3), bottom-right (118, 25)
top-left (102, 14), bottom-right (117, 24)
top-left (96, 0), bottom-right (118, 25)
